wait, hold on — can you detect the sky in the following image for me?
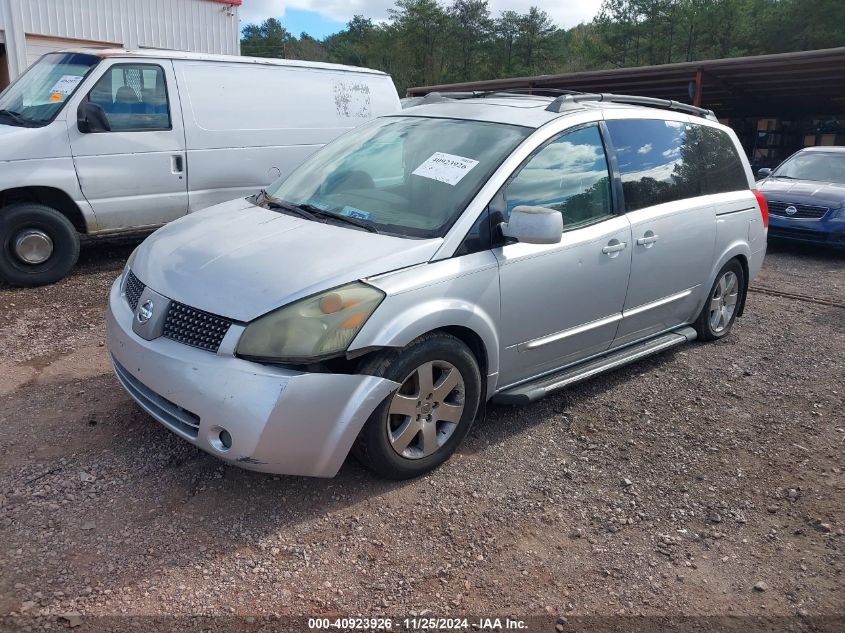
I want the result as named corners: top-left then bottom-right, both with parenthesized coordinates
top-left (239, 1), bottom-right (605, 39)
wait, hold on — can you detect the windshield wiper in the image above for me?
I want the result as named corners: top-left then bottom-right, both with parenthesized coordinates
top-left (256, 190), bottom-right (378, 233)
top-left (0, 109), bottom-right (28, 125)
top-left (257, 189), bottom-right (319, 221)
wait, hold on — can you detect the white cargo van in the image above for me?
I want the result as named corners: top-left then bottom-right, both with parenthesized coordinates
top-left (0, 49), bottom-right (400, 286)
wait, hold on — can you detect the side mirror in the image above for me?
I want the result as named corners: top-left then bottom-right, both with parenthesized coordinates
top-left (756, 167), bottom-right (772, 179)
top-left (500, 205), bottom-right (563, 244)
top-left (77, 101), bottom-right (111, 133)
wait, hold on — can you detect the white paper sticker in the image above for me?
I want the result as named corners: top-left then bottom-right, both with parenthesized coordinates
top-left (412, 152), bottom-right (480, 186)
top-left (50, 75), bottom-right (85, 96)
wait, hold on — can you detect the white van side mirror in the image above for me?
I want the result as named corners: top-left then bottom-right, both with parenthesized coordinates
top-left (500, 205), bottom-right (563, 244)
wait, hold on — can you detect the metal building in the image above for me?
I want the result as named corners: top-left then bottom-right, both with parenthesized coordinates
top-left (0, 0), bottom-right (241, 89)
top-left (408, 47), bottom-right (845, 171)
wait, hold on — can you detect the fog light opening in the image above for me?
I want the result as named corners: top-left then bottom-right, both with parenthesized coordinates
top-left (208, 426), bottom-right (233, 452)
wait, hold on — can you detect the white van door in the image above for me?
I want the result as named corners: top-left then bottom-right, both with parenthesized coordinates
top-left (66, 59), bottom-right (187, 232)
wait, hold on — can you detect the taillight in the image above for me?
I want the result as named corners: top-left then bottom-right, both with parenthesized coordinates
top-left (753, 189), bottom-right (768, 229)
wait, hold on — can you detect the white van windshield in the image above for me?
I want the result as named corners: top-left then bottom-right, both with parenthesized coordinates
top-left (0, 52), bottom-right (100, 127)
top-left (266, 116), bottom-right (531, 238)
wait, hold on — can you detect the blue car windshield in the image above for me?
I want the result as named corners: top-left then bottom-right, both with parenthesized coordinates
top-left (773, 152), bottom-right (845, 185)
top-left (0, 52), bottom-right (100, 127)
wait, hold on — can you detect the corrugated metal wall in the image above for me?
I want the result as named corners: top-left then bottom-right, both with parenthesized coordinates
top-left (1, 0), bottom-right (240, 83)
top-left (16, 0), bottom-right (240, 54)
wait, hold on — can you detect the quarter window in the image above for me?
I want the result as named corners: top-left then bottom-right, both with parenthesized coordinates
top-left (699, 126), bottom-right (749, 194)
top-left (86, 64), bottom-right (170, 131)
top-left (504, 125), bottom-right (613, 228)
top-left (606, 119), bottom-right (705, 211)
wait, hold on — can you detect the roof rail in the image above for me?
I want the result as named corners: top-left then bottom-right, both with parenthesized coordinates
top-left (546, 92), bottom-right (718, 121)
top-left (418, 88), bottom-right (584, 103)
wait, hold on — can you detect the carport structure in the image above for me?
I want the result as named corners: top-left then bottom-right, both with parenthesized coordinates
top-left (408, 47), bottom-right (845, 169)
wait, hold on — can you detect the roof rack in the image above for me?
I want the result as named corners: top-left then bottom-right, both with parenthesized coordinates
top-left (418, 88), bottom-right (582, 104)
top-left (546, 92), bottom-right (717, 121)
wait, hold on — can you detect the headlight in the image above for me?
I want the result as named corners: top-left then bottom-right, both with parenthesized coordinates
top-left (236, 282), bottom-right (385, 363)
top-left (832, 201), bottom-right (845, 221)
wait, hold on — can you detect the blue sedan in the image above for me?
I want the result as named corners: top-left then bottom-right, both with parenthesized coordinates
top-left (757, 147), bottom-right (845, 248)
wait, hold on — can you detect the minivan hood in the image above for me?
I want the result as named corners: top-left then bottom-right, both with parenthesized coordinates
top-left (0, 121), bottom-right (71, 161)
top-left (759, 177), bottom-right (845, 208)
top-left (131, 198), bottom-right (442, 322)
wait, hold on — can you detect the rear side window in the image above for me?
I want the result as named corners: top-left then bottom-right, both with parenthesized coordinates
top-left (699, 126), bottom-right (749, 194)
top-left (606, 119), bottom-right (704, 212)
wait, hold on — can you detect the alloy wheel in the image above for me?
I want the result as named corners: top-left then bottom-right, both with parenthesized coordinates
top-left (709, 270), bottom-right (739, 333)
top-left (386, 360), bottom-right (465, 459)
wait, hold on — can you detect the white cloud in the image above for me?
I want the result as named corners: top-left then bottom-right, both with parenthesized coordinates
top-left (238, 0), bottom-right (604, 29)
top-left (637, 143), bottom-right (653, 155)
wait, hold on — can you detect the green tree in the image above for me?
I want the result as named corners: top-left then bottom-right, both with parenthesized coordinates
top-left (388, 0), bottom-right (450, 88)
top-left (241, 18), bottom-right (295, 58)
top-left (447, 0), bottom-right (493, 81)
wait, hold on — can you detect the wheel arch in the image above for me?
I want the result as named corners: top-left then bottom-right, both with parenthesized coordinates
top-left (349, 299), bottom-right (500, 397)
top-left (732, 253), bottom-right (750, 317)
top-left (699, 241), bottom-right (752, 319)
top-left (0, 187), bottom-right (88, 234)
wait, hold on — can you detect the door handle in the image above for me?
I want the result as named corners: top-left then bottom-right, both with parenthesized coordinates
top-left (636, 234), bottom-right (660, 246)
top-left (602, 241), bottom-right (627, 254)
top-left (171, 155), bottom-right (184, 173)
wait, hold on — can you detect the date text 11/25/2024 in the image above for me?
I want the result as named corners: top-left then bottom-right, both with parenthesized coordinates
top-left (308, 617), bottom-right (528, 630)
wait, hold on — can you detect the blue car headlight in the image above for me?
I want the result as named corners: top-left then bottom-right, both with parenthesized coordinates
top-left (832, 201), bottom-right (845, 221)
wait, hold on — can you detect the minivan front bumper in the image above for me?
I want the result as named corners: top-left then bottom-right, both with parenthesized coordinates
top-left (106, 278), bottom-right (399, 477)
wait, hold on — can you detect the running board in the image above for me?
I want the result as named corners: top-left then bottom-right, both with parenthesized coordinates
top-left (492, 326), bottom-right (697, 405)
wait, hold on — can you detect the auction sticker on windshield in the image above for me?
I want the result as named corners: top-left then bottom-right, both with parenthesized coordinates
top-left (412, 152), bottom-right (480, 186)
top-left (50, 74), bottom-right (85, 96)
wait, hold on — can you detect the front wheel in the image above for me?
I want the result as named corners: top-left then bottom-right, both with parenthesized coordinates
top-left (353, 333), bottom-right (482, 479)
top-left (694, 260), bottom-right (745, 341)
top-left (0, 203), bottom-right (80, 287)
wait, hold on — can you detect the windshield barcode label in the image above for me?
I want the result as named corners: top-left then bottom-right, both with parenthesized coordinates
top-left (412, 152), bottom-right (480, 186)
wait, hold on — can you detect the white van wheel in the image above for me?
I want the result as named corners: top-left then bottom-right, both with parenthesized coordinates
top-left (0, 203), bottom-right (80, 287)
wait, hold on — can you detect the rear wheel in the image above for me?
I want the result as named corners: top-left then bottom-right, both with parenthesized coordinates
top-left (0, 203), bottom-right (80, 287)
top-left (694, 260), bottom-right (744, 341)
top-left (353, 333), bottom-right (482, 479)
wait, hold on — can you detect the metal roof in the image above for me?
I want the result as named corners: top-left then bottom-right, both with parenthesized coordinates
top-left (408, 47), bottom-right (845, 118)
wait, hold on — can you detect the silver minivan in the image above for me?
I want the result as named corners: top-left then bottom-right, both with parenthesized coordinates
top-left (106, 93), bottom-right (768, 479)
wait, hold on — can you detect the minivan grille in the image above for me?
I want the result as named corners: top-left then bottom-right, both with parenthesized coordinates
top-left (768, 201), bottom-right (829, 219)
top-left (162, 302), bottom-right (233, 353)
top-left (124, 270), bottom-right (146, 311)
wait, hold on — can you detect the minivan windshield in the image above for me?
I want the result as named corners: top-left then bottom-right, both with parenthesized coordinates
top-left (265, 116), bottom-right (531, 238)
top-left (0, 52), bottom-right (100, 127)
top-left (772, 151), bottom-right (845, 184)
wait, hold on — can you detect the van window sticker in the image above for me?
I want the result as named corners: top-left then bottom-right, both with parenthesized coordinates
top-left (50, 74), bottom-right (85, 96)
top-left (412, 152), bottom-right (480, 186)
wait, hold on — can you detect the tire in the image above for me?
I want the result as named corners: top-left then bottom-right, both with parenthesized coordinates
top-left (694, 259), bottom-right (745, 342)
top-left (353, 333), bottom-right (482, 480)
top-left (0, 203), bottom-right (80, 287)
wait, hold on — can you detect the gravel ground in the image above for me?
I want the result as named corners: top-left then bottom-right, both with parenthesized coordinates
top-left (0, 238), bottom-right (843, 632)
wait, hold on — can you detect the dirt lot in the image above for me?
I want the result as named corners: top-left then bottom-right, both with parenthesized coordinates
top-left (0, 239), bottom-right (843, 631)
